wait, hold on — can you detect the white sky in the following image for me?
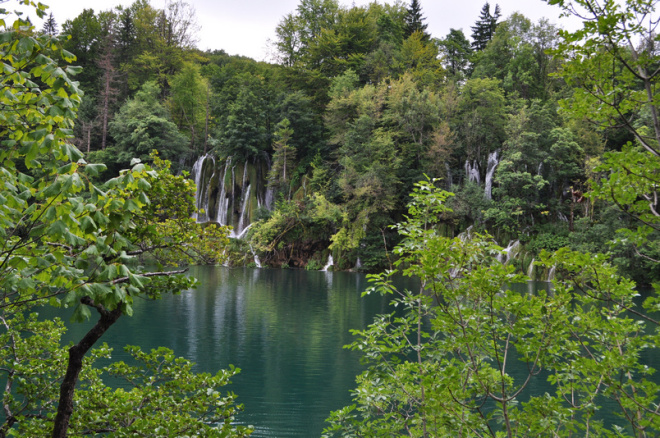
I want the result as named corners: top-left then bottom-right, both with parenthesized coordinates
top-left (19, 0), bottom-right (582, 61)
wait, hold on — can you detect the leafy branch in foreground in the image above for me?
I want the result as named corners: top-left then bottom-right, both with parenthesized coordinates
top-left (0, 3), bottom-right (246, 436)
top-left (325, 178), bottom-right (660, 437)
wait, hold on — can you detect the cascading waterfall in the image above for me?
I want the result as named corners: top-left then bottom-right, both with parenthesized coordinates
top-left (465, 159), bottom-right (480, 184)
top-left (216, 157), bottom-right (232, 226)
top-left (498, 240), bottom-right (521, 264)
top-left (235, 223), bottom-right (252, 240)
top-left (457, 225), bottom-right (474, 242)
top-left (248, 243), bottom-right (262, 268)
top-left (235, 184), bottom-right (252, 238)
top-left (322, 255), bottom-right (334, 271)
top-left (231, 164), bottom-right (236, 217)
top-left (445, 162), bottom-right (453, 189)
top-left (527, 258), bottom-right (535, 279)
top-left (484, 150), bottom-right (499, 200)
top-left (191, 154), bottom-right (274, 246)
top-left (191, 154), bottom-right (215, 223)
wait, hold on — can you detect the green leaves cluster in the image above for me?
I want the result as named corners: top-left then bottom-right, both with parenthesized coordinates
top-left (0, 6), bottom-right (241, 436)
top-left (325, 179), bottom-right (660, 437)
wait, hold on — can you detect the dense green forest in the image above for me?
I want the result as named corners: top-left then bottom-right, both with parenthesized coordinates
top-left (42, 0), bottom-right (656, 284)
top-left (3, 0), bottom-right (660, 435)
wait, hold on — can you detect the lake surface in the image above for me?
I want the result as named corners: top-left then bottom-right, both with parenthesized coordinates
top-left (49, 268), bottom-right (655, 436)
top-left (56, 266), bottom-right (418, 437)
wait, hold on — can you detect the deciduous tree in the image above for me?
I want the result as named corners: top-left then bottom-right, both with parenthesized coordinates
top-left (325, 179), bottom-right (660, 437)
top-left (0, 4), bottom-right (241, 436)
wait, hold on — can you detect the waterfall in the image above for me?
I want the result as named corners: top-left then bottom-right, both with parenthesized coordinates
top-left (484, 150), bottom-right (499, 200)
top-left (231, 164), bottom-right (236, 216)
top-left (264, 186), bottom-right (275, 211)
top-left (191, 154), bottom-right (215, 223)
top-left (537, 162), bottom-right (544, 175)
top-left (241, 160), bottom-right (248, 191)
top-left (547, 265), bottom-right (556, 282)
top-left (355, 257), bottom-right (362, 270)
top-left (216, 158), bottom-right (232, 226)
top-left (235, 184), bottom-right (252, 238)
top-left (457, 225), bottom-right (474, 242)
top-left (498, 240), bottom-right (521, 264)
top-left (249, 244), bottom-right (262, 268)
top-left (527, 258), bottom-right (535, 280)
top-left (557, 212), bottom-right (569, 222)
top-left (235, 223), bottom-right (252, 240)
top-left (445, 162), bottom-right (453, 189)
top-left (465, 159), bottom-right (480, 184)
top-left (190, 155), bottom-right (273, 239)
top-left (322, 255), bottom-right (334, 271)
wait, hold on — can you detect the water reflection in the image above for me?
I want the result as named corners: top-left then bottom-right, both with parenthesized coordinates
top-left (45, 267), bottom-right (415, 437)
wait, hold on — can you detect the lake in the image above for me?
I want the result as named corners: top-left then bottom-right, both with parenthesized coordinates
top-left (49, 268), bottom-right (653, 436)
top-left (56, 266), bottom-right (418, 437)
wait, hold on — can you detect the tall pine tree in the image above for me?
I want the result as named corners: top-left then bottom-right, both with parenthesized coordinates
top-left (404, 0), bottom-right (430, 41)
top-left (470, 2), bottom-right (500, 51)
top-left (41, 12), bottom-right (57, 36)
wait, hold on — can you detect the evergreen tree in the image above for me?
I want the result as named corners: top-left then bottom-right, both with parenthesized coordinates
top-left (440, 28), bottom-right (472, 78)
top-left (470, 2), bottom-right (500, 51)
top-left (269, 118), bottom-right (297, 194)
top-left (41, 12), bottom-right (57, 35)
top-left (404, 0), bottom-right (429, 41)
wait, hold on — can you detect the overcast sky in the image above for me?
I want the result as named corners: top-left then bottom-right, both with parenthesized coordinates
top-left (26, 0), bottom-right (582, 61)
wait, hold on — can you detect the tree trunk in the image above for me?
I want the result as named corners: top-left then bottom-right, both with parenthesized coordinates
top-left (101, 75), bottom-right (110, 150)
top-left (52, 300), bottom-right (122, 438)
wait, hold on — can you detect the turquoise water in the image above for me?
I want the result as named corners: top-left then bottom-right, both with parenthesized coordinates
top-left (46, 269), bottom-right (658, 436)
top-left (55, 267), bottom-right (415, 437)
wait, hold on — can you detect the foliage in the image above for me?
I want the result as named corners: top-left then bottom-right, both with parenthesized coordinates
top-left (439, 28), bottom-right (472, 80)
top-left (325, 179), bottom-right (660, 437)
top-left (550, 0), bottom-right (660, 273)
top-left (526, 223), bottom-right (571, 254)
top-left (0, 6), bottom-right (239, 436)
top-left (104, 81), bottom-right (188, 173)
top-left (5, 339), bottom-right (252, 437)
top-left (472, 13), bottom-right (560, 100)
top-left (168, 61), bottom-right (209, 151)
top-left (248, 193), bottom-right (344, 266)
top-left (470, 2), bottom-right (501, 52)
top-left (403, 0), bottom-right (429, 41)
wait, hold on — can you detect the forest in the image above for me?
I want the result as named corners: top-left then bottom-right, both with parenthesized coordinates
top-left (2, 0), bottom-right (660, 436)
top-left (37, 0), bottom-right (656, 284)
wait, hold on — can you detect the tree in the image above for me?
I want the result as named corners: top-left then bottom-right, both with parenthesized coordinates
top-left (548, 0), bottom-right (660, 260)
top-left (404, 0), bottom-right (429, 41)
top-left (325, 178), bottom-right (660, 437)
top-left (453, 77), bottom-right (507, 167)
top-left (168, 62), bottom-right (209, 151)
top-left (107, 81), bottom-right (188, 170)
top-left (0, 5), bottom-right (243, 436)
top-left (41, 12), bottom-right (57, 35)
top-left (472, 14), bottom-right (560, 100)
top-left (62, 9), bottom-right (103, 93)
top-left (439, 28), bottom-right (472, 79)
top-left (274, 0), bottom-right (340, 67)
top-left (160, 0), bottom-right (200, 50)
top-left (470, 2), bottom-right (500, 52)
top-left (97, 12), bottom-right (119, 150)
top-left (269, 118), bottom-right (297, 194)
